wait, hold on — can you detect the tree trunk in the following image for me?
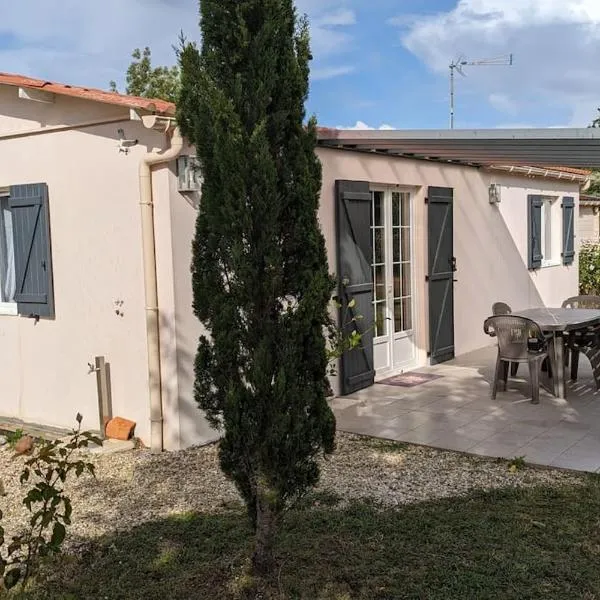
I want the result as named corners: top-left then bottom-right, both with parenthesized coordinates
top-left (252, 482), bottom-right (278, 576)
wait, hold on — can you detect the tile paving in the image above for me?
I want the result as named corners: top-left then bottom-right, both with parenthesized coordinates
top-left (331, 345), bottom-right (600, 472)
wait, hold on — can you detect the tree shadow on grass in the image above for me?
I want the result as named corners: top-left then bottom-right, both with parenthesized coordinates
top-left (25, 479), bottom-right (600, 600)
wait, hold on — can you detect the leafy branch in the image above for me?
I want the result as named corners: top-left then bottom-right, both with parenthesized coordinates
top-left (0, 414), bottom-right (101, 593)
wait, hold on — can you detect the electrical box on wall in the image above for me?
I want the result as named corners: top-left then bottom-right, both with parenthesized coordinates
top-left (177, 155), bottom-right (203, 192)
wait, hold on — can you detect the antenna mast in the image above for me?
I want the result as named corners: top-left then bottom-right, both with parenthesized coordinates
top-left (449, 54), bottom-right (513, 129)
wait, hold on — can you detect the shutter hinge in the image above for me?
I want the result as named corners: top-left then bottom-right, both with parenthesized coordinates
top-left (424, 197), bottom-right (429, 204)
top-left (425, 275), bottom-right (430, 282)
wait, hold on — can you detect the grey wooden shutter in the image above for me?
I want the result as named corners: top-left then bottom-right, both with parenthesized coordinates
top-left (427, 186), bottom-right (455, 364)
top-left (527, 195), bottom-right (543, 269)
top-left (336, 180), bottom-right (375, 395)
top-left (9, 183), bottom-right (55, 318)
top-left (562, 196), bottom-right (575, 265)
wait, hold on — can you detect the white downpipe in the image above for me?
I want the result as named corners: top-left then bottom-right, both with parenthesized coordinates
top-left (139, 124), bottom-right (184, 453)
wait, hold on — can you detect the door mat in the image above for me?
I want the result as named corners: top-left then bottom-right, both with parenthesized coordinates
top-left (376, 372), bottom-right (442, 387)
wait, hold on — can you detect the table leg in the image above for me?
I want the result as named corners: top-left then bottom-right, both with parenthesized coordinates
top-left (552, 332), bottom-right (566, 399)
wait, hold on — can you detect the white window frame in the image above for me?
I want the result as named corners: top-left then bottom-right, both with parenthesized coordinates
top-left (540, 196), bottom-right (561, 268)
top-left (0, 190), bottom-right (17, 316)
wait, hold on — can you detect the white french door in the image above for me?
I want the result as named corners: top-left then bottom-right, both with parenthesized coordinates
top-left (370, 188), bottom-right (416, 375)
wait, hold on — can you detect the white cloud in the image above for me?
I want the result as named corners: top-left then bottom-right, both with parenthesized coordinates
top-left (338, 121), bottom-right (395, 130)
top-left (312, 65), bottom-right (355, 80)
top-left (0, 0), bottom-right (356, 90)
top-left (315, 9), bottom-right (356, 27)
top-left (395, 0), bottom-right (600, 126)
top-left (488, 93), bottom-right (518, 115)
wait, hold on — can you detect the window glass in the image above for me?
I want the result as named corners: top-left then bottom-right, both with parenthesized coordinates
top-left (0, 196), bottom-right (16, 304)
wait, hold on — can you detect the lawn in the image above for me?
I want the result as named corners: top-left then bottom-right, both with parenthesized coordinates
top-left (16, 440), bottom-right (600, 599)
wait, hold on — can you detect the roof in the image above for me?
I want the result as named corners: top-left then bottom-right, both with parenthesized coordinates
top-left (580, 194), bottom-right (600, 206)
top-left (0, 72), bottom-right (175, 116)
top-left (317, 127), bottom-right (600, 169)
top-left (536, 166), bottom-right (592, 176)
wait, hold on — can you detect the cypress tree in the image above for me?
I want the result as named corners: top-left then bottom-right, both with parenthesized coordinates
top-left (177, 0), bottom-right (336, 573)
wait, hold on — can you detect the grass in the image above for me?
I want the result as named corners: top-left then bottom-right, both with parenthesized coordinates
top-left (354, 436), bottom-right (408, 453)
top-left (23, 477), bottom-right (600, 599)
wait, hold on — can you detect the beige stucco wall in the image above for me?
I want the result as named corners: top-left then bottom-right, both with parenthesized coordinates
top-left (316, 147), bottom-right (579, 390)
top-left (162, 143), bottom-right (219, 449)
top-left (0, 87), bottom-right (218, 448)
top-left (0, 84), bottom-right (127, 134)
top-left (579, 205), bottom-right (599, 243)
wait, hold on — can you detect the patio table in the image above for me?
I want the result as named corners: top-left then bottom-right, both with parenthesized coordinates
top-left (512, 307), bottom-right (600, 399)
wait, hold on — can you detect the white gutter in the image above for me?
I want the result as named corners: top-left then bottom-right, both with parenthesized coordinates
top-left (488, 164), bottom-right (590, 186)
top-left (138, 117), bottom-right (184, 453)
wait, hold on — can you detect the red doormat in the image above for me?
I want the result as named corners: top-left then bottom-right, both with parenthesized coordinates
top-left (377, 372), bottom-right (442, 387)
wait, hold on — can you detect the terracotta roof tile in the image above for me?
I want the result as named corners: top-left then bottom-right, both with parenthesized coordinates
top-left (534, 165), bottom-right (592, 176)
top-left (0, 72), bottom-right (175, 115)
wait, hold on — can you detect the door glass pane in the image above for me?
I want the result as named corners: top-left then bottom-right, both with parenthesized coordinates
top-left (393, 263), bottom-right (401, 298)
top-left (402, 297), bottom-right (412, 331)
top-left (392, 192), bottom-right (400, 227)
top-left (401, 263), bottom-right (411, 297)
top-left (374, 265), bottom-right (386, 300)
top-left (393, 228), bottom-right (401, 263)
top-left (373, 192), bottom-right (384, 227)
top-left (374, 228), bottom-right (384, 264)
top-left (401, 193), bottom-right (410, 226)
top-left (375, 302), bottom-right (387, 337)
top-left (394, 299), bottom-right (403, 333)
top-left (401, 227), bottom-right (411, 262)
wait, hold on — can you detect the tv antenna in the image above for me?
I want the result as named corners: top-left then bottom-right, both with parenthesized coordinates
top-left (449, 54), bottom-right (513, 128)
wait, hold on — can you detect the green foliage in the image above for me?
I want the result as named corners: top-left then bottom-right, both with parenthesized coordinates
top-left (579, 242), bottom-right (600, 295)
top-left (507, 455), bottom-right (527, 472)
top-left (586, 110), bottom-right (600, 194)
top-left (326, 295), bottom-right (371, 375)
top-left (178, 0), bottom-right (335, 572)
top-left (6, 429), bottom-right (24, 449)
top-left (109, 47), bottom-right (180, 103)
top-left (0, 414), bottom-right (100, 593)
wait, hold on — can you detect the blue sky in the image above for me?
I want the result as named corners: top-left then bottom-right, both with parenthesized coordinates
top-left (1, 0), bottom-right (600, 129)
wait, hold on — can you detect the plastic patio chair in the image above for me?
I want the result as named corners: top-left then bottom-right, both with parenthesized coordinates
top-left (492, 302), bottom-right (519, 376)
top-left (483, 315), bottom-right (549, 404)
top-left (562, 295), bottom-right (600, 385)
top-left (492, 302), bottom-right (512, 316)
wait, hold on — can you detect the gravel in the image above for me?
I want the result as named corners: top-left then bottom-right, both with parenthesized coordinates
top-left (0, 433), bottom-right (584, 550)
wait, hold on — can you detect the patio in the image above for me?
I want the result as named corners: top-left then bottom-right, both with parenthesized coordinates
top-left (331, 345), bottom-right (600, 472)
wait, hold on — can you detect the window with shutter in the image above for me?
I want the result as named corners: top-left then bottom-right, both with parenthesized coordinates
top-left (562, 196), bottom-right (575, 265)
top-left (9, 183), bottom-right (55, 319)
top-left (528, 195), bottom-right (543, 269)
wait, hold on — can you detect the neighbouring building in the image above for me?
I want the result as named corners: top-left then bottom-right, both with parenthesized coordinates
top-left (0, 73), bottom-right (592, 448)
top-left (579, 193), bottom-right (600, 243)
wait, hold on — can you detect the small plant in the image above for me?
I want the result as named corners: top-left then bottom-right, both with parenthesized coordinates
top-left (6, 429), bottom-right (24, 449)
top-left (0, 414), bottom-right (101, 593)
top-left (507, 455), bottom-right (527, 472)
top-left (326, 294), bottom-right (373, 374)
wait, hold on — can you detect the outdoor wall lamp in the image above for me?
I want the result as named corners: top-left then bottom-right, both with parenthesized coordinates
top-left (489, 183), bottom-right (501, 204)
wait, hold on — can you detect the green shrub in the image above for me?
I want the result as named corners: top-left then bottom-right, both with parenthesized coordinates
top-left (579, 242), bottom-right (600, 295)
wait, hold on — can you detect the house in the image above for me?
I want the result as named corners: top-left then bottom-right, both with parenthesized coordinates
top-left (579, 193), bottom-right (600, 243)
top-left (0, 72), bottom-right (594, 449)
